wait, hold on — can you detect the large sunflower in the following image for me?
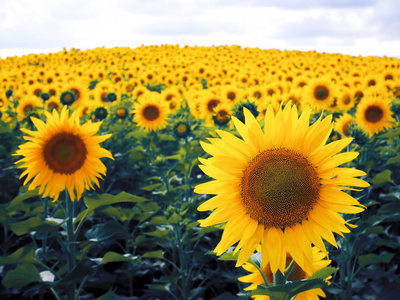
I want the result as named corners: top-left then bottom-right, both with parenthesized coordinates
top-left (354, 94), bottom-right (396, 136)
top-left (132, 93), bottom-right (169, 132)
top-left (195, 102), bottom-right (368, 275)
top-left (238, 247), bottom-right (331, 300)
top-left (14, 106), bottom-right (113, 202)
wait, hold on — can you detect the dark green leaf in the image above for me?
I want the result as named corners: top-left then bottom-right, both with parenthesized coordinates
top-left (2, 263), bottom-right (42, 288)
top-left (11, 216), bottom-right (60, 236)
top-left (100, 251), bottom-right (141, 265)
top-left (358, 252), bottom-right (395, 268)
top-left (0, 243), bottom-right (38, 264)
top-left (307, 267), bottom-right (337, 280)
top-left (85, 220), bottom-right (132, 242)
top-left (370, 170), bottom-right (393, 186)
top-left (142, 250), bottom-right (164, 259)
top-left (386, 155), bottom-right (400, 165)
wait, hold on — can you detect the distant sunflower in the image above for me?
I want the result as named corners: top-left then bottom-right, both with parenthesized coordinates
top-left (195, 102), bottom-right (368, 275)
top-left (334, 113), bottom-right (353, 137)
top-left (355, 95), bottom-right (396, 136)
top-left (14, 106), bottom-right (113, 202)
top-left (132, 94), bottom-right (169, 132)
top-left (238, 247), bottom-right (331, 300)
top-left (304, 77), bottom-right (336, 111)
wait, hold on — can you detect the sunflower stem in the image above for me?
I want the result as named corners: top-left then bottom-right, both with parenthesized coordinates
top-left (41, 197), bottom-right (49, 263)
top-left (65, 192), bottom-right (76, 300)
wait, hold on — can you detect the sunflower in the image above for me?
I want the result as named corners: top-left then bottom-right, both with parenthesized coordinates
top-left (195, 102), bottom-right (368, 275)
top-left (132, 93), bottom-right (169, 132)
top-left (304, 77), bottom-right (336, 111)
top-left (238, 247), bottom-right (331, 300)
top-left (16, 96), bottom-right (42, 121)
top-left (355, 94), bottom-right (396, 136)
top-left (14, 106), bottom-right (113, 202)
top-left (334, 113), bottom-right (353, 137)
top-left (336, 88), bottom-right (355, 111)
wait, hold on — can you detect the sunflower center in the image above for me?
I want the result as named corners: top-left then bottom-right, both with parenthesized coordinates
top-left (240, 148), bottom-right (320, 228)
top-left (177, 123), bottom-right (187, 133)
top-left (227, 92), bottom-right (236, 101)
top-left (364, 105), bottom-right (383, 123)
top-left (43, 133), bottom-right (87, 174)
top-left (143, 105), bottom-right (160, 121)
top-left (207, 99), bottom-right (220, 112)
top-left (314, 85), bottom-right (329, 101)
top-left (343, 96), bottom-right (351, 105)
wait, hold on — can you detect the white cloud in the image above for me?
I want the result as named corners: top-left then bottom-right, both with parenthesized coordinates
top-left (0, 0), bottom-right (399, 58)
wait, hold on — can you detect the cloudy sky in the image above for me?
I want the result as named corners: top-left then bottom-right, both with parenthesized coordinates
top-left (1, 0), bottom-right (399, 59)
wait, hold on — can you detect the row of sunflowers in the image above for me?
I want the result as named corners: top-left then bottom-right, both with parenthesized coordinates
top-left (0, 45), bottom-right (400, 300)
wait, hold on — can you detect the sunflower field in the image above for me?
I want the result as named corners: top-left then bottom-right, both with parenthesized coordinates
top-left (0, 45), bottom-right (400, 300)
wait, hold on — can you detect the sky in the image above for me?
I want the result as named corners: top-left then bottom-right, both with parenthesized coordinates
top-left (1, 0), bottom-right (400, 59)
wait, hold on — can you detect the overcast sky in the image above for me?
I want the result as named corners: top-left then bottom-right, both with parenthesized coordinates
top-left (1, 0), bottom-right (399, 59)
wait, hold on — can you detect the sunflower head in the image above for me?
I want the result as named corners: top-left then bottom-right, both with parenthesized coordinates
top-left (40, 92), bottom-right (50, 102)
top-left (14, 106), bottom-right (113, 202)
top-left (60, 91), bottom-right (77, 106)
top-left (116, 107), bottom-right (129, 120)
top-left (105, 92), bottom-right (117, 103)
top-left (196, 102), bottom-right (368, 273)
top-left (173, 121), bottom-right (191, 139)
top-left (94, 107), bottom-right (108, 121)
top-left (5, 89), bottom-right (13, 99)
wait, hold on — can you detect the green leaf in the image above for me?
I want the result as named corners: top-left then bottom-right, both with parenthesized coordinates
top-left (358, 252), bottom-right (395, 268)
top-left (238, 278), bottom-right (329, 299)
top-left (84, 191), bottom-right (148, 213)
top-left (370, 170), bottom-right (394, 186)
top-left (143, 250), bottom-right (164, 259)
top-left (100, 251), bottom-right (141, 265)
top-left (168, 212), bottom-right (182, 224)
top-left (2, 263), bottom-right (42, 288)
top-left (11, 216), bottom-right (60, 236)
top-left (145, 228), bottom-right (171, 237)
top-left (379, 201), bottom-right (400, 214)
top-left (140, 183), bottom-right (163, 191)
top-left (0, 243), bottom-right (38, 265)
top-left (387, 155), bottom-right (400, 165)
top-left (148, 216), bottom-right (169, 225)
top-left (85, 220), bottom-right (132, 242)
top-left (78, 192), bottom-right (148, 225)
top-left (6, 188), bottom-right (40, 215)
top-left (307, 267), bottom-right (337, 280)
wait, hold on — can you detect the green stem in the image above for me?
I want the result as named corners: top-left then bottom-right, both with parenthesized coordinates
top-left (253, 262), bottom-right (272, 287)
top-left (42, 197), bottom-right (48, 262)
top-left (65, 192), bottom-right (76, 300)
top-left (174, 223), bottom-right (187, 299)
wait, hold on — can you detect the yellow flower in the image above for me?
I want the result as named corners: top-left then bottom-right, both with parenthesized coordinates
top-left (238, 247), bottom-right (331, 300)
top-left (334, 113), bottom-right (353, 137)
top-left (195, 102), bottom-right (368, 275)
top-left (304, 77), bottom-right (336, 111)
top-left (132, 93), bottom-right (169, 132)
top-left (355, 94), bottom-right (396, 136)
top-left (14, 106), bottom-right (113, 202)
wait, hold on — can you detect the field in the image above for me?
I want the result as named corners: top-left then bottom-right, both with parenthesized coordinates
top-left (0, 45), bottom-right (399, 299)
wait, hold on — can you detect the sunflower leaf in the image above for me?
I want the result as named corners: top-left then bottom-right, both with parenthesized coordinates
top-left (307, 266), bottom-right (337, 280)
top-left (0, 243), bottom-right (38, 265)
top-left (100, 251), bottom-right (141, 265)
top-left (2, 263), bottom-right (42, 289)
top-left (238, 278), bottom-right (329, 299)
top-left (358, 252), bottom-right (395, 269)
